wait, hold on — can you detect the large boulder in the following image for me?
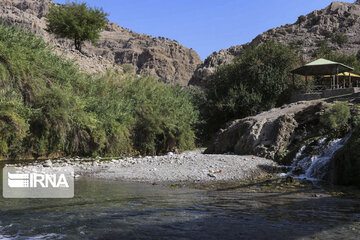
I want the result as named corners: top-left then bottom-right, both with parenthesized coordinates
top-left (331, 130), bottom-right (360, 187)
top-left (205, 100), bottom-right (325, 159)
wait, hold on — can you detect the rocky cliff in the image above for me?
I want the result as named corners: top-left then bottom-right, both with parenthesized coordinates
top-left (0, 0), bottom-right (202, 85)
top-left (190, 0), bottom-right (360, 86)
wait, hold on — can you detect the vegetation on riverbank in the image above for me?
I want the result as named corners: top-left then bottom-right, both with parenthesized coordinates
top-left (0, 24), bottom-right (198, 159)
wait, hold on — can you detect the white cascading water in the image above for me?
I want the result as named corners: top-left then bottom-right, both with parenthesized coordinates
top-left (288, 133), bottom-right (351, 181)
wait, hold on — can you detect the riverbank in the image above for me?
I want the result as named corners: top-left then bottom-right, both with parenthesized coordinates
top-left (4, 149), bottom-right (278, 185)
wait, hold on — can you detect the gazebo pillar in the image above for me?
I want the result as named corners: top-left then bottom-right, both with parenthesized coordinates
top-left (336, 66), bottom-right (339, 89)
top-left (292, 73), bottom-right (295, 87)
top-left (305, 75), bottom-right (308, 85)
top-left (350, 73), bottom-right (352, 88)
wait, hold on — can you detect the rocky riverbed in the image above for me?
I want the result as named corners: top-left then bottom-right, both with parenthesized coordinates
top-left (4, 150), bottom-right (278, 184)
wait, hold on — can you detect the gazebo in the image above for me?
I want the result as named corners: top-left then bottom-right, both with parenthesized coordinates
top-left (291, 58), bottom-right (354, 89)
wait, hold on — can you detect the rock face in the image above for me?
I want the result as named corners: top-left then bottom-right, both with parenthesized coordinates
top-left (205, 100), bottom-right (325, 159)
top-left (0, 0), bottom-right (202, 85)
top-left (191, 1), bottom-right (360, 85)
top-left (188, 45), bottom-right (245, 86)
top-left (331, 132), bottom-right (360, 187)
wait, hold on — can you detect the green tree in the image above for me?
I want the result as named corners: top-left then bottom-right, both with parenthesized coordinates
top-left (201, 40), bottom-right (300, 137)
top-left (46, 1), bottom-right (108, 52)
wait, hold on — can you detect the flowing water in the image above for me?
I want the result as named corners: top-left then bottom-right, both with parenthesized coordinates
top-left (1, 161), bottom-right (360, 239)
top-left (288, 134), bottom-right (351, 181)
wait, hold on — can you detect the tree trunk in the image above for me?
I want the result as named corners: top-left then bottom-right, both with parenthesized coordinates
top-left (74, 38), bottom-right (82, 53)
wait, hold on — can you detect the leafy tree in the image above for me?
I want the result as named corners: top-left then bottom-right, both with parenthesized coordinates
top-left (46, 1), bottom-right (108, 52)
top-left (200, 40), bottom-right (300, 137)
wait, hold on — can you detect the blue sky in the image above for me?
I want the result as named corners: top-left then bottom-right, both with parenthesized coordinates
top-left (53, 0), bottom-right (354, 60)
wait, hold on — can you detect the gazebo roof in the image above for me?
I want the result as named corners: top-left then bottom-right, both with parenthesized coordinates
top-left (291, 58), bottom-right (354, 76)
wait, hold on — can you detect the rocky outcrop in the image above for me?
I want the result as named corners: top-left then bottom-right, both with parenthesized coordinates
top-left (191, 1), bottom-right (360, 85)
top-left (0, 0), bottom-right (202, 85)
top-left (188, 45), bottom-right (245, 86)
top-left (205, 100), bottom-right (325, 159)
top-left (331, 132), bottom-right (360, 187)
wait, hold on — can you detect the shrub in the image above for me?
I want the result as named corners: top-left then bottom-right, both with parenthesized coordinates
top-left (201, 40), bottom-right (300, 137)
top-left (320, 102), bottom-right (351, 134)
top-left (321, 30), bottom-right (333, 39)
top-left (46, 2), bottom-right (108, 52)
top-left (308, 16), bottom-right (321, 26)
top-left (344, 11), bottom-right (351, 18)
top-left (313, 41), bottom-right (333, 58)
top-left (347, 17), bottom-right (357, 27)
top-left (85, 73), bottom-right (198, 155)
top-left (296, 15), bottom-right (306, 24)
top-left (296, 39), bottom-right (305, 45)
top-left (332, 32), bottom-right (349, 46)
top-left (121, 64), bottom-right (135, 74)
top-left (0, 102), bottom-right (29, 157)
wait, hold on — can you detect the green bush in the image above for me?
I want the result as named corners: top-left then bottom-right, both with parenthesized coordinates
top-left (296, 15), bottom-right (306, 24)
top-left (0, 24), bottom-right (198, 159)
top-left (332, 32), bottom-right (349, 46)
top-left (320, 102), bottom-right (351, 134)
top-left (0, 101), bottom-right (29, 157)
top-left (308, 16), bottom-right (321, 26)
top-left (347, 17), bottom-right (357, 27)
top-left (85, 72), bottom-right (198, 155)
top-left (200, 40), bottom-right (300, 137)
top-left (321, 30), bottom-right (333, 39)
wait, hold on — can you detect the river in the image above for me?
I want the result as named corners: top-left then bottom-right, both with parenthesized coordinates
top-left (0, 162), bottom-right (360, 239)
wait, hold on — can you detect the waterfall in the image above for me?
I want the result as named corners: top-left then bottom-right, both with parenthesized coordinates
top-left (287, 133), bottom-right (351, 181)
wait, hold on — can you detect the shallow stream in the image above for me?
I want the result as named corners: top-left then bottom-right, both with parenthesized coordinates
top-left (1, 161), bottom-right (360, 239)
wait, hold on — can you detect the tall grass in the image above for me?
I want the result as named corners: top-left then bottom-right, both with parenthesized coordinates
top-left (0, 24), bottom-right (198, 159)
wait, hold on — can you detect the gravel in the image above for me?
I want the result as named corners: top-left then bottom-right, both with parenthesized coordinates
top-left (5, 149), bottom-right (278, 184)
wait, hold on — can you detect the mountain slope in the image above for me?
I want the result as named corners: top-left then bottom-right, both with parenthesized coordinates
top-left (0, 0), bottom-right (202, 85)
top-left (190, 0), bottom-right (360, 86)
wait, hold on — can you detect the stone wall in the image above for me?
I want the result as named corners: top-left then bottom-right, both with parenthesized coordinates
top-left (323, 88), bottom-right (360, 98)
top-left (291, 88), bottom-right (360, 102)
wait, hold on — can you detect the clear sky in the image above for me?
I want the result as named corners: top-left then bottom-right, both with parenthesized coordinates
top-left (53, 0), bottom-right (354, 60)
